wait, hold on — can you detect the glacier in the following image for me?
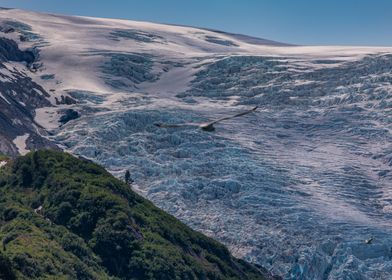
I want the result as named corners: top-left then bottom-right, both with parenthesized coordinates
top-left (1, 8), bottom-right (392, 279)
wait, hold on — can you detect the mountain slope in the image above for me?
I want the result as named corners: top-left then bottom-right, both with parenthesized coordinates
top-left (0, 36), bottom-right (56, 155)
top-left (1, 8), bottom-right (392, 279)
top-left (0, 150), bottom-right (268, 279)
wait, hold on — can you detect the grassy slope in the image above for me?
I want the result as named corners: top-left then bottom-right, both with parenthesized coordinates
top-left (0, 150), bottom-right (266, 280)
top-left (0, 154), bottom-right (9, 162)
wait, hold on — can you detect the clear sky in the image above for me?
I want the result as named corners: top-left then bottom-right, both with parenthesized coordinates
top-left (0, 0), bottom-right (391, 46)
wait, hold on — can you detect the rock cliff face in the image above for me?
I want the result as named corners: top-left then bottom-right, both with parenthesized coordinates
top-left (0, 37), bottom-right (56, 156)
top-left (0, 37), bottom-right (35, 63)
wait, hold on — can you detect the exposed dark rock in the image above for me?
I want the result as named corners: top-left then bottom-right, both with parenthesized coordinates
top-left (0, 37), bottom-right (35, 64)
top-left (0, 38), bottom-right (55, 156)
top-left (3, 27), bottom-right (15, 33)
top-left (59, 109), bottom-right (80, 124)
top-left (55, 95), bottom-right (77, 105)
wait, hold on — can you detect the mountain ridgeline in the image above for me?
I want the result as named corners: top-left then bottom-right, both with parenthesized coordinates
top-left (0, 150), bottom-right (268, 280)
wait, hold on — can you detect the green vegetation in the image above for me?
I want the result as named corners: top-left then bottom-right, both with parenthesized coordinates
top-left (0, 153), bottom-right (9, 162)
top-left (0, 150), bottom-right (265, 279)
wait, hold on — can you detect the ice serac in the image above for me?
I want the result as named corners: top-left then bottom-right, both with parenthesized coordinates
top-left (1, 8), bottom-right (392, 279)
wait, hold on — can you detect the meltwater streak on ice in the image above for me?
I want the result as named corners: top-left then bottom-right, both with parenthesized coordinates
top-left (3, 8), bottom-right (392, 279)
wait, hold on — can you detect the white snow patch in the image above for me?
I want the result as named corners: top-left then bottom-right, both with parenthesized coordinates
top-left (33, 88), bottom-right (44, 96)
top-left (34, 107), bottom-right (60, 130)
top-left (13, 133), bottom-right (30, 156)
top-left (12, 119), bottom-right (22, 125)
top-left (0, 92), bottom-right (11, 104)
top-left (140, 65), bottom-right (198, 97)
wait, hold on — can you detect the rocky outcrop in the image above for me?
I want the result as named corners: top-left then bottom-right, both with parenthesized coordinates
top-left (55, 95), bottom-right (77, 105)
top-left (0, 37), bottom-right (56, 156)
top-left (0, 37), bottom-right (35, 64)
top-left (59, 108), bottom-right (79, 124)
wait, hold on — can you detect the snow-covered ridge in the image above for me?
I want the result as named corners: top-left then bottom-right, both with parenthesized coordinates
top-left (1, 8), bottom-right (392, 279)
top-left (2, 8), bottom-right (391, 100)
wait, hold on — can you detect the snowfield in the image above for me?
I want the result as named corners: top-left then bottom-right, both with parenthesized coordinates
top-left (1, 8), bottom-right (392, 279)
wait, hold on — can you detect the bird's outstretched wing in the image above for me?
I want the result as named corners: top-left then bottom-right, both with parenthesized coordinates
top-left (154, 123), bottom-right (199, 128)
top-left (154, 106), bottom-right (258, 131)
top-left (206, 106), bottom-right (258, 126)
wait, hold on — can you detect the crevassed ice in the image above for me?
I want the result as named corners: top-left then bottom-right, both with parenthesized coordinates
top-left (52, 54), bottom-right (392, 279)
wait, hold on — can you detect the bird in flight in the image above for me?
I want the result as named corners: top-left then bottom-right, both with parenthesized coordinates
top-left (364, 237), bottom-right (374, 245)
top-left (154, 106), bottom-right (258, 131)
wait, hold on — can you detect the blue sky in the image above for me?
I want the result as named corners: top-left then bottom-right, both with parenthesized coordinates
top-left (1, 0), bottom-right (391, 46)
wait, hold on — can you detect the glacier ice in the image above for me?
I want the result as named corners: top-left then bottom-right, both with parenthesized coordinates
top-left (48, 54), bottom-right (392, 279)
top-left (109, 29), bottom-right (165, 43)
